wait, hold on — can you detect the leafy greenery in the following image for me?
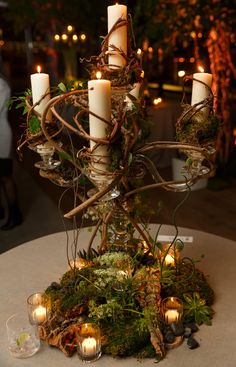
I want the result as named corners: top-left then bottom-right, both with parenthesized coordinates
top-left (183, 292), bottom-right (214, 325)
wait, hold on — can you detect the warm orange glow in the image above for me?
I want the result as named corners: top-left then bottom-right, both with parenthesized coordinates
top-left (153, 97), bottom-right (162, 106)
top-left (0, 40), bottom-right (4, 47)
top-left (198, 65), bottom-right (205, 72)
top-left (178, 70), bottom-right (186, 77)
top-left (54, 34), bottom-right (60, 41)
top-left (190, 31), bottom-right (196, 39)
top-left (72, 34), bottom-right (78, 42)
top-left (178, 57), bottom-right (185, 63)
top-left (37, 65), bottom-right (41, 73)
top-left (148, 46), bottom-right (153, 53)
top-left (198, 32), bottom-right (203, 38)
top-left (61, 34), bottom-right (68, 41)
top-left (233, 128), bottom-right (236, 137)
top-left (80, 33), bottom-right (86, 41)
top-left (189, 57), bottom-right (195, 63)
top-left (96, 71), bottom-right (102, 79)
top-left (137, 48), bottom-right (142, 55)
top-left (67, 25), bottom-right (73, 32)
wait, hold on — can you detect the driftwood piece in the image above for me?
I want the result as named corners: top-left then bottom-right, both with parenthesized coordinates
top-left (38, 314), bottom-right (82, 357)
top-left (135, 267), bottom-right (166, 358)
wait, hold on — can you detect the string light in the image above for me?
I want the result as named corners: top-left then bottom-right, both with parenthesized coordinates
top-left (54, 34), bottom-right (60, 41)
top-left (80, 33), bottom-right (86, 41)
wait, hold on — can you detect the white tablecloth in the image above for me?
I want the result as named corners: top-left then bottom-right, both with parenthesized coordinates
top-left (1, 225), bottom-right (236, 366)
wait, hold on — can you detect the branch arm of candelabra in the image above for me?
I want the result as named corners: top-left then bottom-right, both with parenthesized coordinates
top-left (64, 171), bottom-right (125, 219)
top-left (135, 141), bottom-right (209, 154)
top-left (134, 153), bottom-right (198, 192)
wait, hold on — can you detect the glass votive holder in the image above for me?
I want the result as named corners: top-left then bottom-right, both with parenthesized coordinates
top-left (77, 323), bottom-right (101, 362)
top-left (27, 293), bottom-right (48, 326)
top-left (6, 313), bottom-right (40, 358)
top-left (160, 243), bottom-right (180, 267)
top-left (161, 297), bottom-right (183, 325)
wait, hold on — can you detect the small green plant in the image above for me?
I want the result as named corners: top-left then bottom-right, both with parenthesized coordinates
top-left (183, 292), bottom-right (214, 325)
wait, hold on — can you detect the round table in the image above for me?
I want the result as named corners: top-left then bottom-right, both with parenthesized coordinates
top-left (0, 225), bottom-right (235, 367)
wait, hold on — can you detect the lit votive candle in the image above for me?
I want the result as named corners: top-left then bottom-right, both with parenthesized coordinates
top-left (164, 253), bottom-right (175, 267)
top-left (77, 323), bottom-right (101, 362)
top-left (162, 297), bottom-right (183, 325)
top-left (81, 337), bottom-right (97, 356)
top-left (164, 309), bottom-right (179, 325)
top-left (27, 292), bottom-right (48, 325)
top-left (33, 305), bottom-right (47, 324)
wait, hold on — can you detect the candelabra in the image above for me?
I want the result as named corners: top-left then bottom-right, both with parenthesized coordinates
top-left (16, 4), bottom-right (219, 360)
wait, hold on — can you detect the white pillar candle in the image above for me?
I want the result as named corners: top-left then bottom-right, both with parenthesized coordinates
top-left (191, 72), bottom-right (212, 109)
top-left (165, 309), bottom-right (179, 324)
top-left (107, 4), bottom-right (127, 68)
top-left (88, 73), bottom-right (111, 172)
top-left (33, 305), bottom-right (47, 324)
top-left (81, 337), bottom-right (97, 356)
top-left (30, 65), bottom-right (51, 117)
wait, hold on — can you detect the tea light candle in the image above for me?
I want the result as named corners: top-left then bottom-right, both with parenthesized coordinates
top-left (33, 305), bottom-right (47, 324)
top-left (164, 253), bottom-right (175, 266)
top-left (165, 309), bottom-right (179, 324)
top-left (107, 4), bottom-right (127, 68)
top-left (30, 65), bottom-right (51, 117)
top-left (81, 337), bottom-right (97, 356)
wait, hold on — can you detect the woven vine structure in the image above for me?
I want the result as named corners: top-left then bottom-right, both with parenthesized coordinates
top-left (15, 16), bottom-right (219, 360)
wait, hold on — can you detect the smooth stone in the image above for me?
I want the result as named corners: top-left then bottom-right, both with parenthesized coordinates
top-left (164, 331), bottom-right (176, 344)
top-left (187, 336), bottom-right (200, 349)
top-left (170, 322), bottom-right (185, 336)
top-left (184, 322), bottom-right (199, 333)
top-left (184, 327), bottom-right (192, 338)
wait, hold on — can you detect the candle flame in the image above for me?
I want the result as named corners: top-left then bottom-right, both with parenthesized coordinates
top-left (37, 65), bottom-right (41, 73)
top-left (198, 65), bottom-right (204, 73)
top-left (170, 297), bottom-right (174, 302)
top-left (96, 71), bottom-right (102, 80)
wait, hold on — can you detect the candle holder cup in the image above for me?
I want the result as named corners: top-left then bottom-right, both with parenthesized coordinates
top-left (6, 313), bottom-right (40, 358)
top-left (161, 297), bottom-right (183, 325)
top-left (77, 323), bottom-right (101, 362)
top-left (160, 243), bottom-right (180, 267)
top-left (34, 144), bottom-right (61, 171)
top-left (27, 292), bottom-right (49, 326)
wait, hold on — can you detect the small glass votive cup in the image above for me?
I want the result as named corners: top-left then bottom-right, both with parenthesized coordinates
top-left (77, 323), bottom-right (101, 362)
top-left (27, 293), bottom-right (48, 326)
top-left (160, 243), bottom-right (180, 267)
top-left (161, 297), bottom-right (183, 325)
top-left (6, 313), bottom-right (40, 358)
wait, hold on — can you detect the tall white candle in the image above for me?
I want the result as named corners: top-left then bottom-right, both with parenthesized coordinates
top-left (107, 4), bottom-right (127, 68)
top-left (191, 72), bottom-right (212, 114)
top-left (88, 73), bottom-right (111, 172)
top-left (30, 66), bottom-right (51, 118)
